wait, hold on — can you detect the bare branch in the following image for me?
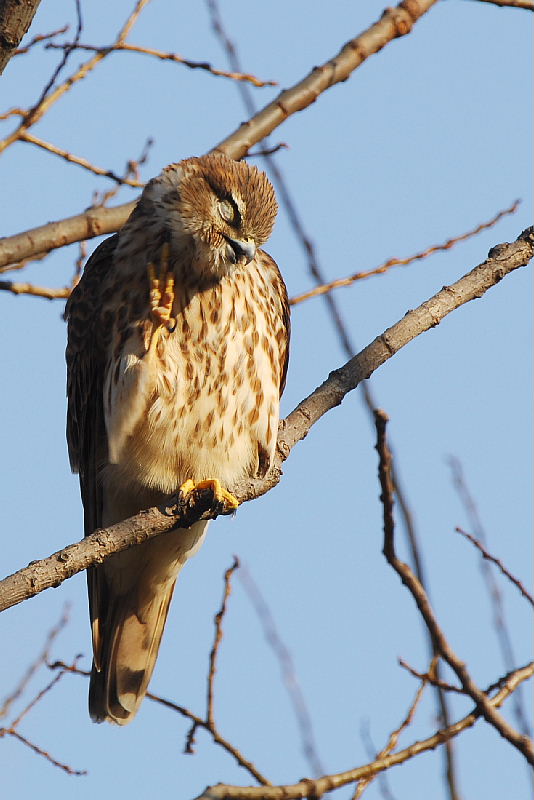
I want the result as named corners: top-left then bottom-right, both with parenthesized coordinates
top-left (0, 227), bottom-right (532, 614)
top-left (207, 557), bottom-right (239, 727)
top-left (399, 658), bottom-right (465, 694)
top-left (5, 729), bottom-right (86, 776)
top-left (374, 410), bottom-right (534, 765)
top-left (0, 0), bottom-right (439, 268)
top-left (0, 280), bottom-right (71, 299)
top-left (46, 41), bottom-right (277, 87)
top-left (289, 200), bottom-right (520, 306)
top-left (19, 131), bottom-right (145, 187)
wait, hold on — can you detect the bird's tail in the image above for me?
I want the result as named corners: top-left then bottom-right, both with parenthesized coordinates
top-left (88, 577), bottom-right (176, 725)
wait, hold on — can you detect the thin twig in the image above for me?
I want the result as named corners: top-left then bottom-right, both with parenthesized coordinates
top-left (449, 457), bottom-right (532, 740)
top-left (0, 280), bottom-right (71, 299)
top-left (0, 606), bottom-right (69, 718)
top-left (399, 658), bottom-right (464, 694)
top-left (289, 200), bottom-right (520, 305)
top-left (455, 527), bottom-right (533, 607)
top-left (23, 0), bottom-right (83, 127)
top-left (5, 729), bottom-right (87, 776)
top-left (207, 557), bottom-right (239, 727)
top-left (0, 617), bottom-right (86, 777)
top-left (19, 131), bottom-right (144, 187)
top-left (13, 25), bottom-right (69, 56)
top-left (248, 143), bottom-right (288, 158)
top-left (46, 41), bottom-right (277, 87)
top-left (91, 137), bottom-right (153, 207)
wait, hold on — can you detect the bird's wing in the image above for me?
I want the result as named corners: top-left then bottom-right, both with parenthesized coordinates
top-left (66, 235), bottom-right (119, 677)
top-left (66, 234), bottom-right (118, 534)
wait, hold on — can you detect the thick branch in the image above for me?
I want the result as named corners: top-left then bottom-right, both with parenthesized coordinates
top-left (0, 227), bottom-right (531, 615)
top-left (0, 0), bottom-right (438, 269)
top-left (0, 0), bottom-right (42, 75)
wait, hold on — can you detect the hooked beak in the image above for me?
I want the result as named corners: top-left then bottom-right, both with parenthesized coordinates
top-left (224, 235), bottom-right (256, 265)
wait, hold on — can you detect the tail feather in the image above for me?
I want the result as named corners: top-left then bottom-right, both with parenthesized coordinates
top-left (88, 519), bottom-right (209, 724)
top-left (89, 580), bottom-right (176, 725)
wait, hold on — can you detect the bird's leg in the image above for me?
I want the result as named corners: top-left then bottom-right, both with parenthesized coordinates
top-left (148, 242), bottom-right (176, 333)
top-left (179, 478), bottom-right (239, 513)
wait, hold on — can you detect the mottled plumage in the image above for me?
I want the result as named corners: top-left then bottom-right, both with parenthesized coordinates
top-left (66, 153), bottom-right (289, 724)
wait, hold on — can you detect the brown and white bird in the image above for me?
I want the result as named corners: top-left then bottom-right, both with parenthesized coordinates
top-left (66, 153), bottom-right (290, 724)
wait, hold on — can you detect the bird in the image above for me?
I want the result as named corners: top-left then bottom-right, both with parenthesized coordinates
top-left (66, 152), bottom-right (290, 725)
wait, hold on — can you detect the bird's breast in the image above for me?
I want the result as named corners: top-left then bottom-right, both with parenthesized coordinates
top-left (104, 265), bottom-right (282, 495)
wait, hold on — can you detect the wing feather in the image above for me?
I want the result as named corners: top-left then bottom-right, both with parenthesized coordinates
top-left (66, 235), bottom-right (118, 670)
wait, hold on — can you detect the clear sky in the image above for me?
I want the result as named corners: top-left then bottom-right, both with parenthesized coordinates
top-left (0, 2), bottom-right (531, 799)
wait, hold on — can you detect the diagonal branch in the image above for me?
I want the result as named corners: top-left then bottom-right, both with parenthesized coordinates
top-left (0, 227), bottom-right (531, 615)
top-left (0, 0), bottom-right (438, 269)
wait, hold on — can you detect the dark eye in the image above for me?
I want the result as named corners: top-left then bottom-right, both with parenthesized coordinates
top-left (218, 199), bottom-right (235, 224)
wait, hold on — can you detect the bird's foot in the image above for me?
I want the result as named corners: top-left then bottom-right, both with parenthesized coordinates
top-left (179, 478), bottom-right (239, 514)
top-left (148, 242), bottom-right (176, 332)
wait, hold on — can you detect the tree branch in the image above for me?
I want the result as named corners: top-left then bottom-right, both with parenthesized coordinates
top-left (374, 410), bottom-right (534, 764)
top-left (0, 227), bottom-right (531, 615)
top-left (190, 663), bottom-right (533, 799)
top-left (0, 0), bottom-right (438, 269)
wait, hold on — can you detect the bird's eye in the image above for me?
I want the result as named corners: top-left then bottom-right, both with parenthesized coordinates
top-left (218, 199), bottom-right (235, 224)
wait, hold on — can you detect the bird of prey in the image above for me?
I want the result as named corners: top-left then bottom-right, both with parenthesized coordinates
top-left (66, 153), bottom-right (290, 724)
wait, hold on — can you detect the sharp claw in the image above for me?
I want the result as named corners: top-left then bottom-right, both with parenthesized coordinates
top-left (178, 478), bottom-right (239, 513)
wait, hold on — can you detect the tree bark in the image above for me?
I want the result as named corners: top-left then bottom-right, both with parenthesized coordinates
top-left (0, 0), bottom-right (42, 75)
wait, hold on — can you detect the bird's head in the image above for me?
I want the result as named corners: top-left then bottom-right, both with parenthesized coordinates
top-left (144, 153), bottom-right (278, 282)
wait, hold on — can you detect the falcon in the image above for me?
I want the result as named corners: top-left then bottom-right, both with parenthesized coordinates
top-left (66, 153), bottom-right (290, 724)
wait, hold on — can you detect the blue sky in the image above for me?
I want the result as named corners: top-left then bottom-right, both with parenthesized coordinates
top-left (0, 2), bottom-right (531, 799)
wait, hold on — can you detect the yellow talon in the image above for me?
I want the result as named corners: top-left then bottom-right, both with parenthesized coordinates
top-left (148, 242), bottom-right (176, 332)
top-left (179, 478), bottom-right (239, 512)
